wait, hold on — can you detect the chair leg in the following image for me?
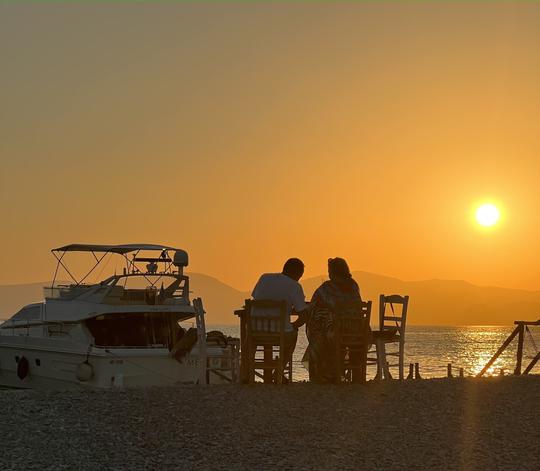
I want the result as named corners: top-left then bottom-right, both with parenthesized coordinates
top-left (380, 343), bottom-right (391, 380)
top-left (335, 343), bottom-right (341, 384)
top-left (249, 344), bottom-right (255, 384)
top-left (245, 339), bottom-right (251, 384)
top-left (375, 340), bottom-right (385, 380)
top-left (276, 366), bottom-right (283, 385)
top-left (351, 348), bottom-right (365, 384)
top-left (337, 347), bottom-right (345, 384)
top-left (398, 340), bottom-right (405, 380)
top-left (384, 361), bottom-right (393, 380)
top-left (276, 345), bottom-right (284, 385)
top-left (374, 346), bottom-right (380, 380)
top-left (263, 346), bottom-right (273, 383)
top-left (288, 353), bottom-right (293, 382)
top-left (285, 337), bottom-right (293, 383)
top-left (360, 348), bottom-right (367, 384)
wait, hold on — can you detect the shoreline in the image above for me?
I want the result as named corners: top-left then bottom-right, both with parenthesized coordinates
top-left (1, 375), bottom-right (539, 470)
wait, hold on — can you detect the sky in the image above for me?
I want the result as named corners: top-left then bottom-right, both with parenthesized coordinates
top-left (1, 3), bottom-right (539, 291)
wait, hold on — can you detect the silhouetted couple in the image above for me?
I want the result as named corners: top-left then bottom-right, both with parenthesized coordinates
top-left (252, 257), bottom-right (362, 383)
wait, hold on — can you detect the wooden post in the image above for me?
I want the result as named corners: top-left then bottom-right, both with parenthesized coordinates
top-left (459, 368), bottom-right (464, 378)
top-left (447, 363), bottom-right (453, 378)
top-left (414, 362), bottom-right (421, 379)
top-left (406, 363), bottom-right (414, 380)
top-left (477, 325), bottom-right (519, 377)
top-left (514, 323), bottom-right (525, 375)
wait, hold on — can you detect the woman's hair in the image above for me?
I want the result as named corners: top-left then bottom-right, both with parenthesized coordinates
top-left (328, 257), bottom-right (352, 281)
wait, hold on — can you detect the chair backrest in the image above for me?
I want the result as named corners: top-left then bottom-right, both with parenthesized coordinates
top-left (334, 300), bottom-right (372, 340)
top-left (334, 300), bottom-right (372, 383)
top-left (379, 294), bottom-right (409, 337)
top-left (244, 299), bottom-right (287, 335)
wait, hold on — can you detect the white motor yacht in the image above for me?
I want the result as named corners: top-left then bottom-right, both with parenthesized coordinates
top-left (0, 244), bottom-right (238, 389)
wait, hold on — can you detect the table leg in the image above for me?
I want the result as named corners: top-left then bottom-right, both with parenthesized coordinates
top-left (239, 314), bottom-right (248, 383)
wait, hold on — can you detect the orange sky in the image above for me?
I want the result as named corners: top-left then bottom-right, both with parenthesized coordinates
top-left (1, 3), bottom-right (539, 291)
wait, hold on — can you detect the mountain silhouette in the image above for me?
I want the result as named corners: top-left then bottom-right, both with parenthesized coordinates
top-left (1, 272), bottom-right (539, 326)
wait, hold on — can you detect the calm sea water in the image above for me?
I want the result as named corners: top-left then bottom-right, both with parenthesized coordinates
top-left (209, 324), bottom-right (540, 381)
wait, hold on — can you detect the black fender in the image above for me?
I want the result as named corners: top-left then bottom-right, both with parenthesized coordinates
top-left (17, 356), bottom-right (30, 380)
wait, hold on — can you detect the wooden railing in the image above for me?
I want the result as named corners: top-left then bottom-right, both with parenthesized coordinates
top-left (477, 320), bottom-right (540, 377)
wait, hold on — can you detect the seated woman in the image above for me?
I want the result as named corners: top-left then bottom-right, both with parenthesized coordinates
top-left (305, 258), bottom-right (363, 383)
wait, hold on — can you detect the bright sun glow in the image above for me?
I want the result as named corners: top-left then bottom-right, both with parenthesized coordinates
top-left (476, 203), bottom-right (500, 227)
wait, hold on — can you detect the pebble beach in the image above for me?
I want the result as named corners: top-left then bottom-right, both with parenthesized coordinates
top-left (1, 376), bottom-right (539, 470)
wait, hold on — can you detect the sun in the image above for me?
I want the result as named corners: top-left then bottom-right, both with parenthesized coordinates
top-left (476, 203), bottom-right (500, 227)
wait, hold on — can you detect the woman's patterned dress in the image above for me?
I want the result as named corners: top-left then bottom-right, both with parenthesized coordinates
top-left (306, 279), bottom-right (363, 383)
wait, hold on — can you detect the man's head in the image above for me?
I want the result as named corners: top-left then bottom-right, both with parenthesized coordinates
top-left (282, 258), bottom-right (305, 281)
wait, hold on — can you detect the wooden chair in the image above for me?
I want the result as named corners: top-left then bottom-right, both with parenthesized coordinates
top-left (243, 299), bottom-right (293, 384)
top-left (334, 300), bottom-right (372, 384)
top-left (370, 294), bottom-right (409, 380)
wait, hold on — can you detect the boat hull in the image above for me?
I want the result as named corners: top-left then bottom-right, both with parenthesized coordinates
top-left (0, 337), bottom-right (208, 390)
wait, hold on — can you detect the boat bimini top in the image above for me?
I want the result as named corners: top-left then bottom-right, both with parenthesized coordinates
top-left (46, 243), bottom-right (191, 306)
top-left (53, 244), bottom-right (188, 257)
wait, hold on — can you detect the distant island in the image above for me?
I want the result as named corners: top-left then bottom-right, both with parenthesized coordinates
top-left (2, 271), bottom-right (539, 326)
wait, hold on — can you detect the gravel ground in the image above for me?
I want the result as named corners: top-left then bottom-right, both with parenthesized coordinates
top-left (0, 376), bottom-right (539, 471)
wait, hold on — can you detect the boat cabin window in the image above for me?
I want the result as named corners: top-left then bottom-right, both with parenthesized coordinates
top-left (11, 306), bottom-right (41, 322)
top-left (85, 313), bottom-right (182, 348)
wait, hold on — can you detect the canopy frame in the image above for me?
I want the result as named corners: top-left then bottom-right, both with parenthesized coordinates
top-left (50, 244), bottom-right (187, 288)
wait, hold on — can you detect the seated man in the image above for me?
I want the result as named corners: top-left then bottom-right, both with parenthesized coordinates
top-left (251, 258), bottom-right (309, 360)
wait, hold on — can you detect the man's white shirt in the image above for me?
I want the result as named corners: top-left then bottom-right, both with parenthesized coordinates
top-left (251, 273), bottom-right (308, 332)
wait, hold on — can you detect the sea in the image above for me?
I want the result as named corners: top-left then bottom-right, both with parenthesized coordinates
top-left (208, 324), bottom-right (540, 381)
